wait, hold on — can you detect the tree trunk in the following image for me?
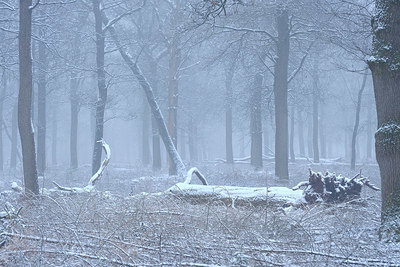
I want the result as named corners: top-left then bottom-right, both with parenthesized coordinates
top-left (142, 94), bottom-right (151, 166)
top-left (10, 102), bottom-right (18, 169)
top-left (179, 128), bottom-right (186, 161)
top-left (37, 36), bottom-right (47, 176)
top-left (351, 71), bottom-right (367, 170)
top-left (18, 0), bottom-right (39, 194)
top-left (102, 11), bottom-right (186, 177)
top-left (91, 0), bottom-right (107, 175)
top-left (0, 71), bottom-right (6, 172)
top-left (290, 105), bottom-right (295, 162)
top-left (345, 129), bottom-right (349, 160)
top-left (167, 46), bottom-right (180, 175)
top-left (369, 0), bottom-right (400, 223)
top-left (366, 104), bottom-right (372, 159)
top-left (263, 118), bottom-right (270, 156)
top-left (225, 61), bottom-right (235, 164)
top-left (312, 70), bottom-right (320, 163)
top-left (274, 7), bottom-right (290, 179)
top-left (319, 105), bottom-right (326, 159)
top-left (70, 72), bottom-right (79, 169)
top-left (307, 113), bottom-right (313, 158)
top-left (188, 116), bottom-right (198, 163)
top-left (149, 60), bottom-right (161, 171)
top-left (52, 103), bottom-right (57, 166)
top-left (250, 73), bottom-right (263, 169)
top-left (298, 108), bottom-right (305, 157)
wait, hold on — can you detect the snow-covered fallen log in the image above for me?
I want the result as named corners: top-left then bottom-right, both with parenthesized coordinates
top-left (52, 139), bottom-right (111, 193)
top-left (293, 169), bottom-right (379, 203)
top-left (167, 183), bottom-right (304, 207)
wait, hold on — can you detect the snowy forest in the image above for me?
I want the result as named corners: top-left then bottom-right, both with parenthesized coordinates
top-left (0, 0), bottom-right (399, 265)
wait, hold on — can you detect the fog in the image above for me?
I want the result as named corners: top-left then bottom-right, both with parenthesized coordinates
top-left (0, 0), bottom-right (399, 265)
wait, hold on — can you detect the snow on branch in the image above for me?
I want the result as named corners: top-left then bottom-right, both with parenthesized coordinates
top-left (53, 139), bottom-right (111, 193)
top-left (88, 139), bottom-right (111, 187)
top-left (184, 167), bottom-right (208, 185)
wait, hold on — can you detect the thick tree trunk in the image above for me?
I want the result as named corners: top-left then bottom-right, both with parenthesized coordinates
top-left (312, 70), bottom-right (320, 163)
top-left (250, 73), bottom-right (263, 169)
top-left (91, 0), bottom-right (107, 175)
top-left (369, 0), bottom-right (400, 224)
top-left (149, 60), bottom-right (161, 171)
top-left (274, 8), bottom-right (290, 179)
top-left (18, 0), bottom-right (39, 194)
top-left (70, 72), bottom-right (79, 169)
top-left (298, 109), bottom-right (305, 157)
top-left (10, 102), bottom-right (18, 169)
top-left (290, 105), bottom-right (295, 162)
top-left (102, 11), bottom-right (186, 177)
top-left (142, 95), bottom-right (151, 166)
top-left (351, 71), bottom-right (367, 170)
top-left (37, 36), bottom-right (47, 176)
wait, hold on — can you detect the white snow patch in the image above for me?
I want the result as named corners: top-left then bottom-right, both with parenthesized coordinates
top-left (167, 183), bottom-right (305, 205)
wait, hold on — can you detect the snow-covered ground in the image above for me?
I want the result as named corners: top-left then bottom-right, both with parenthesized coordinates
top-left (0, 161), bottom-right (398, 266)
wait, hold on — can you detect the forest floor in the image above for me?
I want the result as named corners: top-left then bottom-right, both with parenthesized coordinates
top-left (0, 160), bottom-right (398, 266)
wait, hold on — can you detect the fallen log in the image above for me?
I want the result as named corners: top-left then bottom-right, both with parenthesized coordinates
top-left (53, 139), bottom-right (111, 193)
top-left (292, 169), bottom-right (380, 203)
top-left (167, 168), bottom-right (304, 206)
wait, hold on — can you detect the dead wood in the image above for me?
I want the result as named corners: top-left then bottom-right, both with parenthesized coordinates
top-left (52, 139), bottom-right (111, 193)
top-left (292, 168), bottom-right (380, 203)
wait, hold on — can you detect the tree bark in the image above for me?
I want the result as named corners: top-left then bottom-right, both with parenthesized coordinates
top-left (70, 72), bottom-right (79, 169)
top-left (149, 60), bottom-right (161, 171)
top-left (263, 118), bottom-right (270, 156)
top-left (225, 58), bottom-right (236, 164)
top-left (290, 105), bottom-right (295, 162)
top-left (91, 0), bottom-right (107, 175)
top-left (142, 94), bottom-right (151, 166)
top-left (250, 73), bottom-right (263, 169)
top-left (188, 116), bottom-right (198, 162)
top-left (307, 113), bottom-right (313, 158)
top-left (0, 71), bottom-right (6, 172)
top-left (298, 108), bottom-right (305, 157)
top-left (319, 105), bottom-right (326, 159)
top-left (312, 68), bottom-right (320, 163)
top-left (274, 7), bottom-right (290, 179)
top-left (37, 35), bottom-right (47, 176)
top-left (368, 0), bottom-right (400, 222)
top-left (52, 103), bottom-right (57, 166)
top-left (366, 104), bottom-right (372, 159)
top-left (101, 11), bottom-right (186, 177)
top-left (351, 71), bottom-right (367, 170)
top-left (167, 45), bottom-right (180, 175)
top-left (18, 0), bottom-right (39, 194)
top-left (10, 102), bottom-right (18, 169)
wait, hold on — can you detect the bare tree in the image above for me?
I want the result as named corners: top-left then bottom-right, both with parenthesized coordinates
top-left (91, 0), bottom-right (108, 175)
top-left (274, 7), bottom-right (290, 179)
top-left (18, 0), bottom-right (39, 194)
top-left (350, 70), bottom-right (367, 170)
top-left (37, 25), bottom-right (47, 176)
